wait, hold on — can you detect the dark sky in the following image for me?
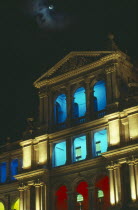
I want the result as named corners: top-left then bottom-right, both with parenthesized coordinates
top-left (0, 0), bottom-right (137, 143)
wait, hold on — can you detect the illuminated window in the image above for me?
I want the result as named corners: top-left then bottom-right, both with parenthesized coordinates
top-left (12, 199), bottom-right (19, 210)
top-left (75, 147), bottom-right (82, 161)
top-left (0, 202), bottom-right (5, 210)
top-left (0, 162), bottom-right (7, 183)
top-left (52, 141), bottom-right (66, 167)
top-left (73, 87), bottom-right (86, 118)
top-left (73, 135), bottom-right (87, 162)
top-left (11, 159), bottom-right (18, 180)
top-left (96, 141), bottom-right (101, 156)
top-left (98, 190), bottom-right (104, 198)
top-left (77, 194), bottom-right (84, 202)
top-left (93, 129), bottom-right (108, 157)
top-left (54, 94), bottom-right (67, 124)
top-left (93, 81), bottom-right (106, 111)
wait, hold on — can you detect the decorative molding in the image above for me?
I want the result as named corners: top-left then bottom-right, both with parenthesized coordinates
top-left (34, 51), bottom-right (128, 88)
top-left (15, 169), bottom-right (47, 180)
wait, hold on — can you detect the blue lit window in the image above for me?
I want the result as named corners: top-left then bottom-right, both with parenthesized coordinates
top-left (11, 159), bottom-right (18, 180)
top-left (54, 94), bottom-right (67, 124)
top-left (73, 135), bottom-right (87, 162)
top-left (73, 87), bottom-right (86, 118)
top-left (93, 81), bottom-right (106, 111)
top-left (0, 162), bottom-right (7, 183)
top-left (93, 129), bottom-right (108, 157)
top-left (52, 141), bottom-right (66, 167)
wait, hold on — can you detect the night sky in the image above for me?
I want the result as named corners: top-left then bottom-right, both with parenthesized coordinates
top-left (0, 0), bottom-right (137, 144)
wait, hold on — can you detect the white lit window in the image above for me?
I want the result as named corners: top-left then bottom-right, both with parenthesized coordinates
top-left (96, 141), bottom-right (101, 156)
top-left (75, 146), bottom-right (82, 161)
top-left (77, 194), bottom-right (84, 202)
top-left (98, 190), bottom-right (104, 198)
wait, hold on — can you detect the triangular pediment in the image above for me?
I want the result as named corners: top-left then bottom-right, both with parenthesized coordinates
top-left (34, 51), bottom-right (116, 87)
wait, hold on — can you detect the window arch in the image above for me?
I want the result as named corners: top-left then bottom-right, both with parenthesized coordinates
top-left (55, 185), bottom-right (68, 210)
top-left (75, 181), bottom-right (89, 210)
top-left (73, 87), bottom-right (86, 118)
top-left (0, 202), bottom-right (5, 210)
top-left (54, 94), bottom-right (67, 124)
top-left (93, 81), bottom-right (106, 111)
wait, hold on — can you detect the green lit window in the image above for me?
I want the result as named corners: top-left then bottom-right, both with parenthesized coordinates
top-left (77, 194), bottom-right (84, 202)
top-left (98, 190), bottom-right (104, 198)
top-left (96, 141), bottom-right (101, 156)
top-left (75, 147), bottom-right (82, 161)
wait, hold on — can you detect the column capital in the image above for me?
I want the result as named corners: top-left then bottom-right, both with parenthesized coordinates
top-left (18, 186), bottom-right (25, 191)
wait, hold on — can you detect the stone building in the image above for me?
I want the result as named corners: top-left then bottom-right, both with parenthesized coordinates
top-left (1, 44), bottom-right (138, 209)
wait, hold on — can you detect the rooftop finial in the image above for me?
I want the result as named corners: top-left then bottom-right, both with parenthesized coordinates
top-left (106, 33), bottom-right (119, 51)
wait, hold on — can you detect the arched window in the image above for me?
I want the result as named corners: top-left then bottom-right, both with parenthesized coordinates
top-left (76, 181), bottom-right (89, 210)
top-left (93, 81), bottom-right (106, 111)
top-left (0, 202), bottom-right (5, 210)
top-left (52, 141), bottom-right (66, 167)
top-left (93, 129), bottom-right (108, 157)
top-left (95, 176), bottom-right (110, 210)
top-left (54, 94), bottom-right (67, 124)
top-left (55, 185), bottom-right (68, 210)
top-left (11, 159), bottom-right (18, 180)
top-left (73, 87), bottom-right (86, 118)
top-left (73, 135), bottom-right (87, 162)
top-left (0, 162), bottom-right (7, 183)
top-left (12, 199), bottom-right (19, 210)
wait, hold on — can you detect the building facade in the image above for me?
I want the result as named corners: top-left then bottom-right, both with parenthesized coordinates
top-left (1, 48), bottom-right (138, 210)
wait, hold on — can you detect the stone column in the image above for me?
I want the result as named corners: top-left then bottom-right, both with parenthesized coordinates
top-left (6, 157), bottom-right (11, 182)
top-left (134, 160), bottom-right (138, 198)
top-left (114, 164), bottom-right (121, 204)
top-left (111, 66), bottom-right (120, 102)
top-left (116, 165), bottom-right (121, 203)
top-left (88, 186), bottom-right (95, 210)
top-left (24, 186), bottom-right (27, 210)
top-left (105, 69), bottom-right (113, 104)
top-left (67, 191), bottom-right (75, 209)
top-left (114, 166), bottom-right (119, 204)
top-left (128, 160), bottom-right (137, 201)
top-left (35, 184), bottom-right (41, 210)
top-left (40, 182), bottom-right (47, 210)
top-left (85, 81), bottom-right (91, 121)
top-left (18, 158), bottom-right (23, 173)
top-left (19, 186), bottom-right (24, 210)
top-left (107, 165), bottom-right (116, 205)
top-left (86, 132), bottom-right (92, 159)
top-left (66, 87), bottom-right (71, 127)
top-left (90, 89), bottom-right (95, 119)
top-left (66, 137), bottom-right (72, 165)
top-left (26, 186), bottom-right (31, 210)
top-left (49, 142), bottom-right (53, 168)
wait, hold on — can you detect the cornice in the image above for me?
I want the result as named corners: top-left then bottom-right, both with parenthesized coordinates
top-left (15, 169), bottom-right (47, 180)
top-left (49, 117), bottom-right (108, 142)
top-left (34, 134), bottom-right (48, 144)
top-left (50, 157), bottom-right (106, 176)
top-left (20, 139), bottom-right (33, 147)
top-left (102, 143), bottom-right (138, 160)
